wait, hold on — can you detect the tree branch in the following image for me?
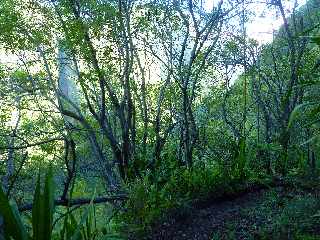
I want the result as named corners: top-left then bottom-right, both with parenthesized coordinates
top-left (0, 138), bottom-right (64, 150)
top-left (18, 195), bottom-right (128, 212)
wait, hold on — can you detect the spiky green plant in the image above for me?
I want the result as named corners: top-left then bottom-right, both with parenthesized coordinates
top-left (0, 167), bottom-right (95, 240)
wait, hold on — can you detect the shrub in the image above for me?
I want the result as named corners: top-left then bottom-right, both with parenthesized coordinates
top-left (117, 163), bottom-right (246, 238)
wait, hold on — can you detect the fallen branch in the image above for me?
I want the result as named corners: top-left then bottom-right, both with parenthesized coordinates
top-left (19, 195), bottom-right (128, 212)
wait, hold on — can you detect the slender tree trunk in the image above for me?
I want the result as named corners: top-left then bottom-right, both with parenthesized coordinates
top-left (182, 89), bottom-right (192, 167)
top-left (2, 97), bottom-right (21, 195)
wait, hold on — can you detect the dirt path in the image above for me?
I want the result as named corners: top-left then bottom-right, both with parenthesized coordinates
top-left (150, 189), bottom-right (267, 240)
top-left (149, 185), bottom-right (320, 240)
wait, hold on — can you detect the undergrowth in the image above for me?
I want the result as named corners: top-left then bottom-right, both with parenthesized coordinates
top-left (116, 163), bottom-right (252, 238)
top-left (257, 192), bottom-right (320, 239)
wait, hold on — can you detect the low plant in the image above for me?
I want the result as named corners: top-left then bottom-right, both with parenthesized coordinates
top-left (0, 168), bottom-right (96, 240)
top-left (117, 163), bottom-right (248, 238)
top-left (257, 195), bottom-right (320, 239)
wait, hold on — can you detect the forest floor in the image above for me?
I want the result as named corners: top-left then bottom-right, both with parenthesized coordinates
top-left (149, 178), bottom-right (320, 240)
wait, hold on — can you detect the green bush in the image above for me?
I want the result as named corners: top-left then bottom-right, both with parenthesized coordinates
top-left (117, 163), bottom-right (246, 238)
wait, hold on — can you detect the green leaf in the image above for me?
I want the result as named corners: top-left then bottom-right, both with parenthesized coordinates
top-left (311, 36), bottom-right (320, 46)
top-left (299, 136), bottom-right (319, 146)
top-left (70, 189), bottom-right (96, 240)
top-left (32, 167), bottom-right (55, 240)
top-left (32, 173), bottom-right (43, 240)
top-left (294, 80), bottom-right (320, 88)
top-left (68, 213), bottom-right (78, 238)
top-left (43, 166), bottom-right (55, 239)
top-left (0, 186), bottom-right (28, 240)
top-left (70, 210), bottom-right (88, 240)
top-left (287, 102), bottom-right (318, 129)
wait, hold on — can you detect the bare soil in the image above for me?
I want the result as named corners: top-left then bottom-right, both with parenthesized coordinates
top-left (149, 183), bottom-right (320, 240)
